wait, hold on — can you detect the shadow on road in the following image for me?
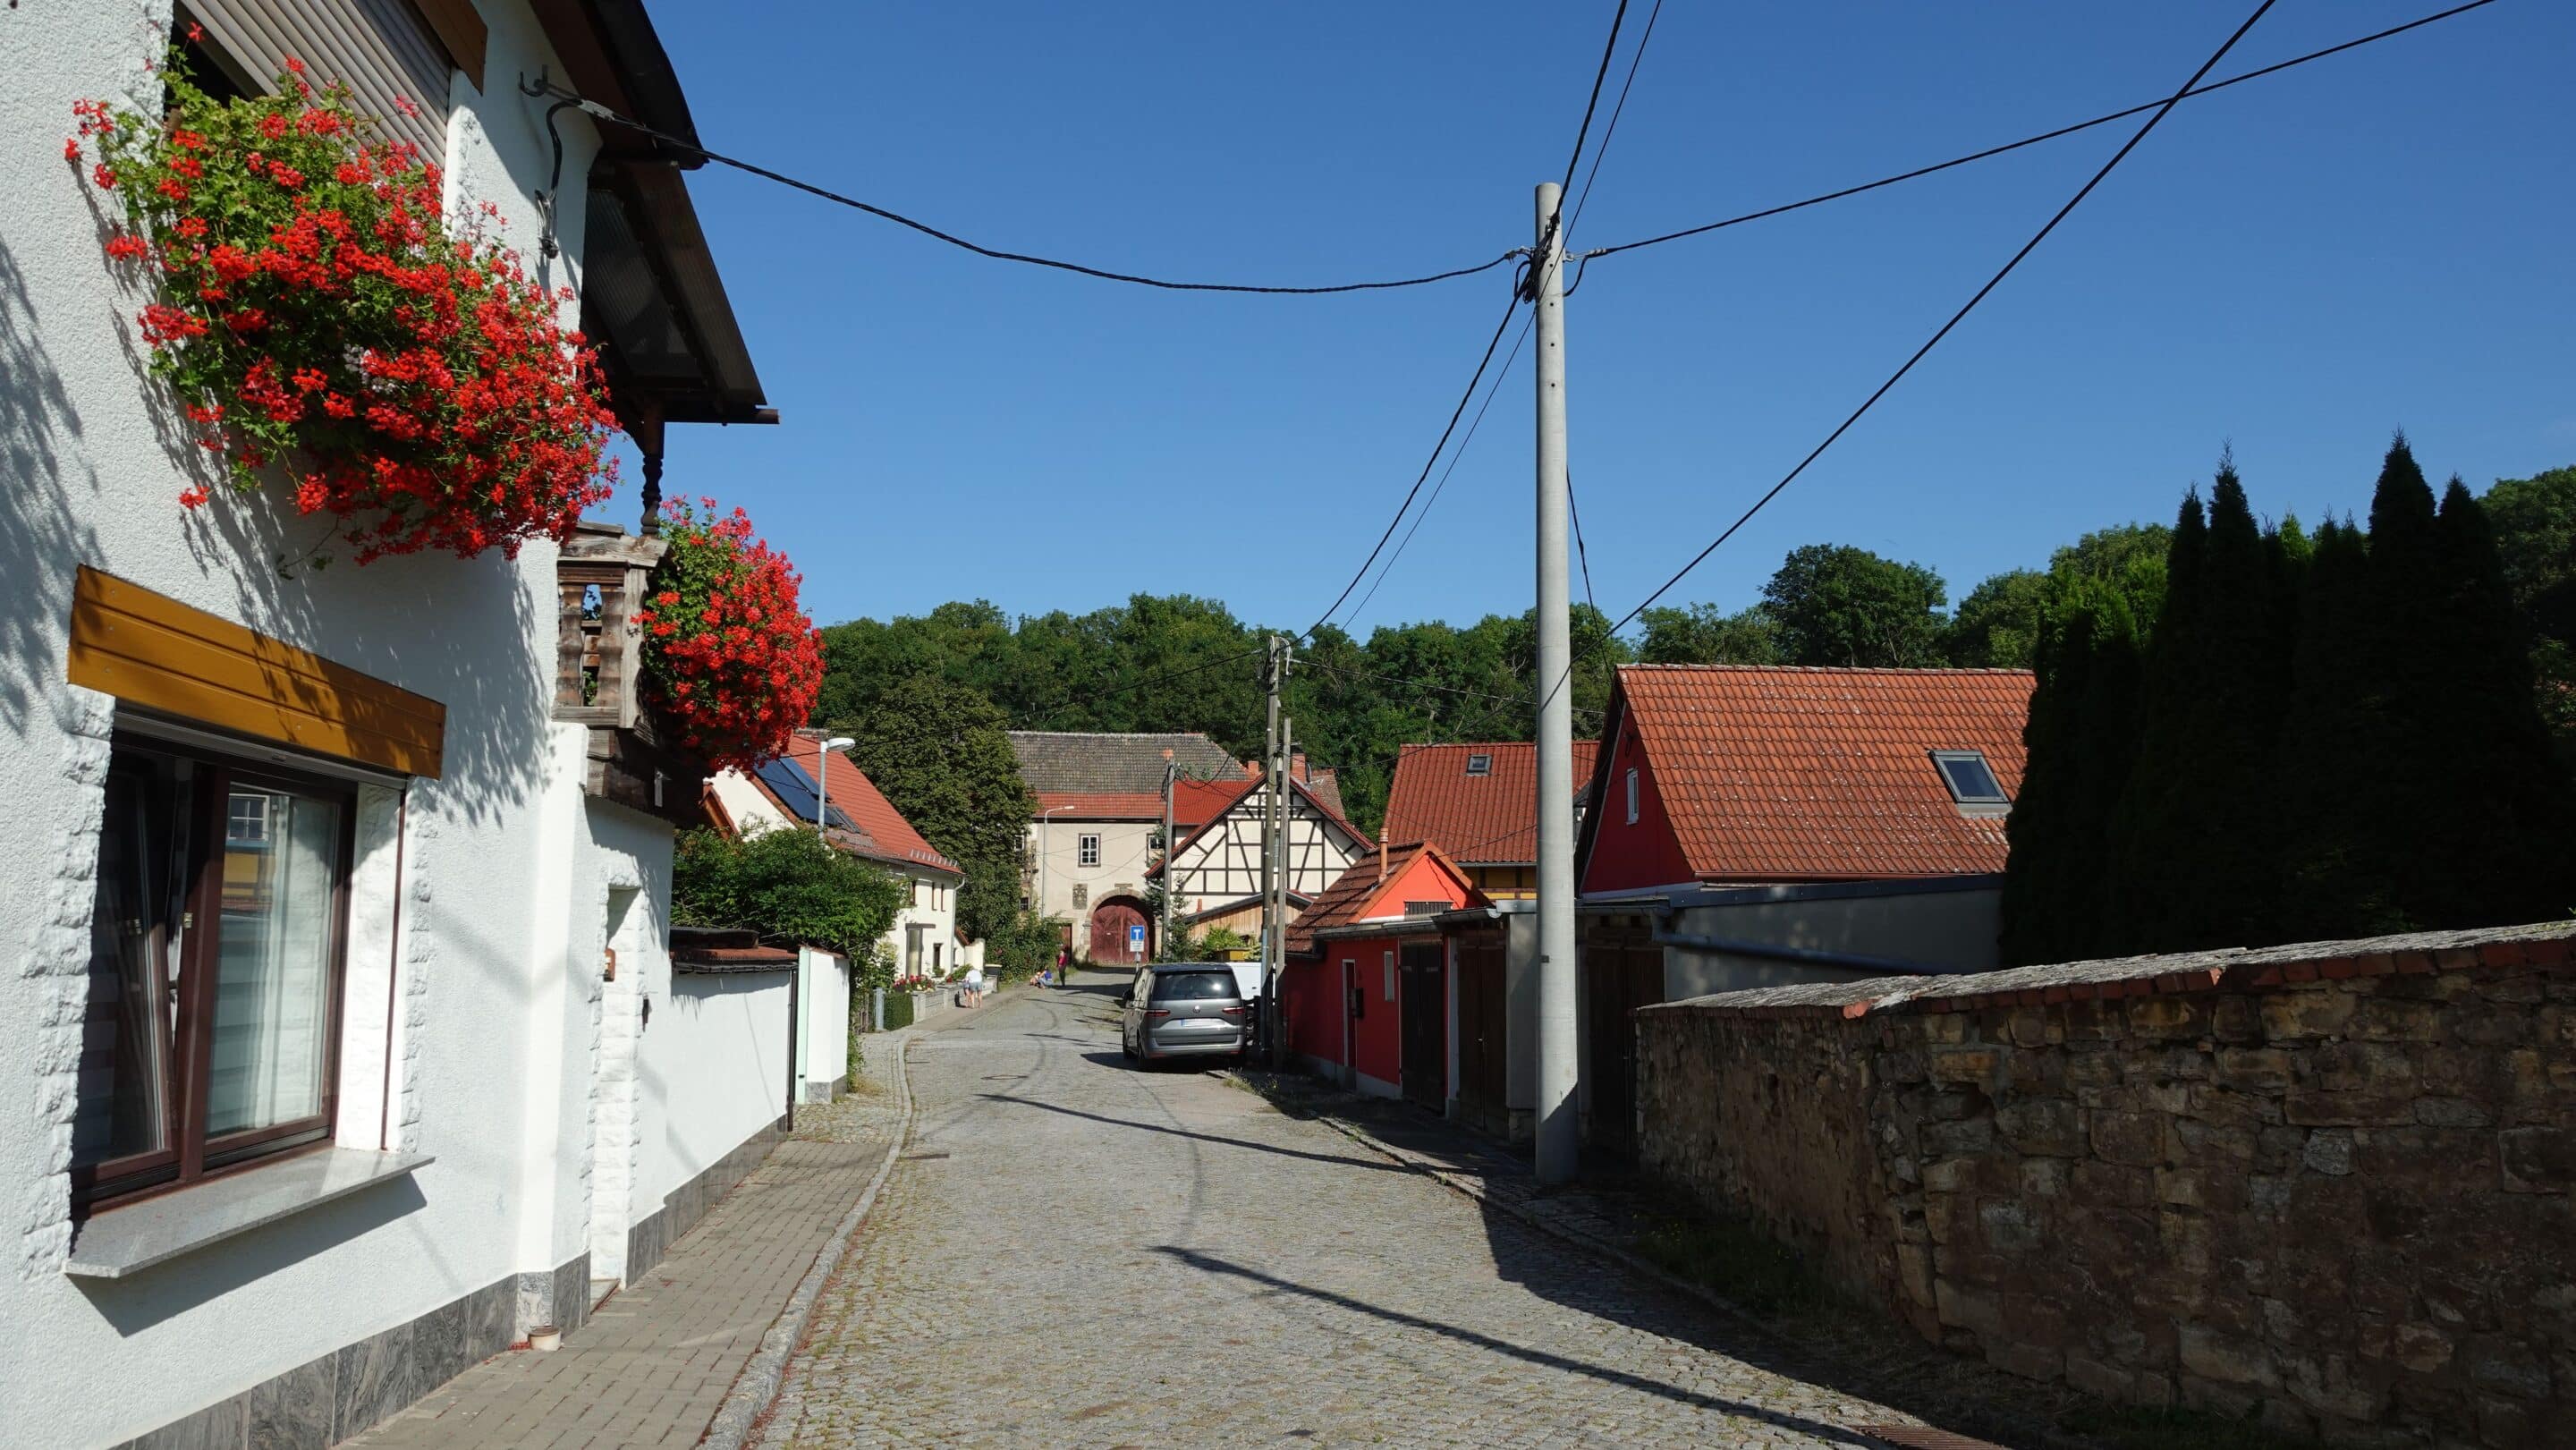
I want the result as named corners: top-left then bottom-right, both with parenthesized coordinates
top-left (1151, 1244), bottom-right (1884, 1447)
top-left (980, 1093), bottom-right (1418, 1175)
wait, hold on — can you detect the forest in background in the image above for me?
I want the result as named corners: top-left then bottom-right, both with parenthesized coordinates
top-left (811, 458), bottom-right (2575, 837)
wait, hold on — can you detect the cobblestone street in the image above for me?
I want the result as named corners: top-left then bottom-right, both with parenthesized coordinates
top-left (760, 974), bottom-right (1930, 1449)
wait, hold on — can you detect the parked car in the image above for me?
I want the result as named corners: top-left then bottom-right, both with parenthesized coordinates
top-left (1120, 962), bottom-right (1250, 1064)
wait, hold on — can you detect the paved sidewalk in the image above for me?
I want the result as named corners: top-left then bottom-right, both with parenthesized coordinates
top-left (346, 1038), bottom-right (908, 1450)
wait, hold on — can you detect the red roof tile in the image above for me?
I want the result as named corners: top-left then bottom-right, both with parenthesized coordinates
top-left (787, 733), bottom-right (962, 875)
top-left (1382, 741), bottom-right (1600, 866)
top-left (1606, 666), bottom-right (2033, 882)
top-left (1286, 842), bottom-right (1479, 957)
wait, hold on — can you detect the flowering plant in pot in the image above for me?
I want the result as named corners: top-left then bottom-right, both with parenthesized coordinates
top-left (68, 41), bottom-right (617, 562)
top-left (632, 497), bottom-right (823, 773)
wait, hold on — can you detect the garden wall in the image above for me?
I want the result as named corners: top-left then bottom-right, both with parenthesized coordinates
top-left (1635, 922), bottom-right (2576, 1447)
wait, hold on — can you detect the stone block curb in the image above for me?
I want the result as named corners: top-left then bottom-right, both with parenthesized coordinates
top-left (705, 1028), bottom-right (916, 1450)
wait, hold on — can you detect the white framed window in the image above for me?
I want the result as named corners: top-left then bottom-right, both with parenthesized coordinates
top-left (1624, 767), bottom-right (1640, 825)
top-left (1078, 833), bottom-right (1101, 868)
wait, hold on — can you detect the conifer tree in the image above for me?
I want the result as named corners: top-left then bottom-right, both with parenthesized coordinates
top-left (2275, 516), bottom-right (2397, 937)
top-left (2106, 465), bottom-right (2301, 954)
top-left (2003, 582), bottom-right (2147, 963)
top-left (2417, 478), bottom-right (2576, 924)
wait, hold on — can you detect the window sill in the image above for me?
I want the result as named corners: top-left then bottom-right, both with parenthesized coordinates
top-left (64, 1148), bottom-right (433, 1280)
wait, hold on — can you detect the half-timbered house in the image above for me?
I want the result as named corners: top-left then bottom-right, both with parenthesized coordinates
top-left (1154, 774), bottom-right (1369, 940)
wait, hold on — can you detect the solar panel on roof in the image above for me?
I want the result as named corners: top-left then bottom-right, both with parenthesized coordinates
top-left (754, 758), bottom-right (851, 829)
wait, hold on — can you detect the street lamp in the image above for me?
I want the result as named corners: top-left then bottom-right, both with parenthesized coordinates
top-left (813, 735), bottom-right (855, 835)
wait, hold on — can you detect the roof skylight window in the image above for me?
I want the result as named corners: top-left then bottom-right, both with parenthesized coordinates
top-left (1465, 753), bottom-right (1493, 776)
top-left (1930, 750), bottom-right (2008, 807)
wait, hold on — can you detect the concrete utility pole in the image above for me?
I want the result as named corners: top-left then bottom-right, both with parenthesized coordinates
top-left (1258, 635), bottom-right (1289, 1066)
top-left (1159, 749), bottom-right (1177, 959)
top-left (1531, 182), bottom-right (1580, 1187)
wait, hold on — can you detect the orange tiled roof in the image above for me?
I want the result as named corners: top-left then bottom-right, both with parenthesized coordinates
top-left (1610, 665), bottom-right (2033, 882)
top-left (1382, 741), bottom-right (1600, 866)
top-left (786, 733), bottom-right (962, 875)
top-left (1286, 842), bottom-right (1470, 957)
top-left (1032, 791), bottom-right (1167, 821)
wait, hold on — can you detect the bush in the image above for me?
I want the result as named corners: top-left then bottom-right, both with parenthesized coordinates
top-left (877, 989), bottom-right (915, 1032)
top-left (672, 827), bottom-right (902, 958)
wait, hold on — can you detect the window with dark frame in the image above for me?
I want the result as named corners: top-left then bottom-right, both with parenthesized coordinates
top-left (1624, 767), bottom-right (1640, 825)
top-left (1930, 750), bottom-right (2010, 807)
top-left (1464, 753), bottom-right (1492, 776)
top-left (72, 735), bottom-right (357, 1214)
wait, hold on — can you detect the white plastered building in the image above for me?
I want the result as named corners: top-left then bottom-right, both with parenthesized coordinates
top-left (0, 4), bottom-right (790, 1445)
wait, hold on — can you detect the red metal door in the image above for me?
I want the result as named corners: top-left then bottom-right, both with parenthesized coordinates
top-left (1089, 901), bottom-right (1147, 963)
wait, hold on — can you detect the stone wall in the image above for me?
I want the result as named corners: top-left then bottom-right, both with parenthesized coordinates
top-left (1635, 923), bottom-right (2576, 1447)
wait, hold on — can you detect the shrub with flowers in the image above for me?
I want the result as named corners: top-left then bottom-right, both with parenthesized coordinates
top-left (635, 497), bottom-right (824, 772)
top-left (68, 41), bottom-right (617, 561)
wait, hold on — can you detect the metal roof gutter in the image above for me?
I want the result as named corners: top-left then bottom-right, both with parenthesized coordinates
top-left (1648, 929), bottom-right (1987, 978)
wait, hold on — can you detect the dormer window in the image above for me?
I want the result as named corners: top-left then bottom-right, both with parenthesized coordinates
top-left (1465, 753), bottom-right (1492, 776)
top-left (1931, 750), bottom-right (2009, 809)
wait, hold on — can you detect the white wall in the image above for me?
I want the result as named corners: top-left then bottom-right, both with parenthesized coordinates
top-left (636, 969), bottom-right (791, 1215)
top-left (798, 947), bottom-right (850, 1098)
top-left (887, 867), bottom-right (962, 978)
top-left (1025, 818), bottom-right (1157, 921)
top-left (0, 6), bottom-right (613, 1442)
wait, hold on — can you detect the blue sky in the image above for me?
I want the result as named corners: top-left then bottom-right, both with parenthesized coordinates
top-left (629, 1), bottom-right (2573, 637)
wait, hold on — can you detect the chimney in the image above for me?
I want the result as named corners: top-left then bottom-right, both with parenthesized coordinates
top-left (1247, 759), bottom-right (1264, 780)
top-left (1378, 823), bottom-right (1390, 884)
top-left (1292, 750), bottom-right (1309, 782)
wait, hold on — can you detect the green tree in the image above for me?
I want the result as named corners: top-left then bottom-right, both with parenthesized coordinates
top-left (2275, 515), bottom-right (2390, 937)
top-left (1635, 603), bottom-right (1785, 666)
top-left (1759, 544), bottom-right (1949, 667)
top-left (2102, 489), bottom-right (2211, 952)
top-left (2483, 464), bottom-right (2576, 761)
top-left (1948, 523), bottom-right (2171, 668)
top-left (672, 827), bottom-right (904, 962)
top-left (837, 674), bottom-right (1039, 945)
top-left (2418, 477), bottom-right (2576, 925)
top-left (2000, 581), bottom-right (2148, 964)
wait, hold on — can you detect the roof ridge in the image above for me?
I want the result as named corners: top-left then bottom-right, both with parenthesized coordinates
top-left (1619, 663), bottom-right (2036, 677)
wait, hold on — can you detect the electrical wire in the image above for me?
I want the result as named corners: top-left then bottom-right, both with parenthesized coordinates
top-left (1610, 0), bottom-right (2282, 634)
top-left (1564, 0), bottom-right (1665, 241)
top-left (1581, 0), bottom-right (2496, 262)
top-left (1340, 313), bottom-right (1535, 627)
top-left (520, 80), bottom-right (1517, 296)
top-left (1549, 0), bottom-right (1634, 242)
top-left (1304, 280), bottom-right (1528, 638)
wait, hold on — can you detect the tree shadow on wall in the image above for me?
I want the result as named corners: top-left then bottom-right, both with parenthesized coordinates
top-left (0, 234), bottom-right (102, 739)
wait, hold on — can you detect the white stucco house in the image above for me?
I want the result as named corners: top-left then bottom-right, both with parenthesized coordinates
top-left (705, 730), bottom-right (975, 979)
top-left (0, 4), bottom-right (792, 1446)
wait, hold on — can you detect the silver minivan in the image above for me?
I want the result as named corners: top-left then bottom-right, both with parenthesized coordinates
top-left (1119, 963), bottom-right (1250, 1064)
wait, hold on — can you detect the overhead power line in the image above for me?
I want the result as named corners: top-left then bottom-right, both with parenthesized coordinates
top-left (521, 80), bottom-right (1515, 296)
top-left (1305, 280), bottom-right (1528, 637)
top-left (1564, 0), bottom-right (1665, 241)
top-left (1612, 0), bottom-right (2283, 633)
top-left (1550, 0), bottom-right (1634, 242)
top-left (1340, 313), bottom-right (1535, 626)
top-left (1582, 0), bottom-right (2500, 262)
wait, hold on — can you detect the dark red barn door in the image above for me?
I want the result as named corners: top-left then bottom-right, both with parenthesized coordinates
top-left (1089, 901), bottom-right (1148, 963)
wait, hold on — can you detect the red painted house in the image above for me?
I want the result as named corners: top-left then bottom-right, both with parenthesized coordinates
top-left (1280, 844), bottom-right (1484, 1103)
top-left (1572, 664), bottom-right (2036, 1150)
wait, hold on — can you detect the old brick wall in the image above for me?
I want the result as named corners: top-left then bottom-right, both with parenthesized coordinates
top-left (1634, 924), bottom-right (2576, 1447)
